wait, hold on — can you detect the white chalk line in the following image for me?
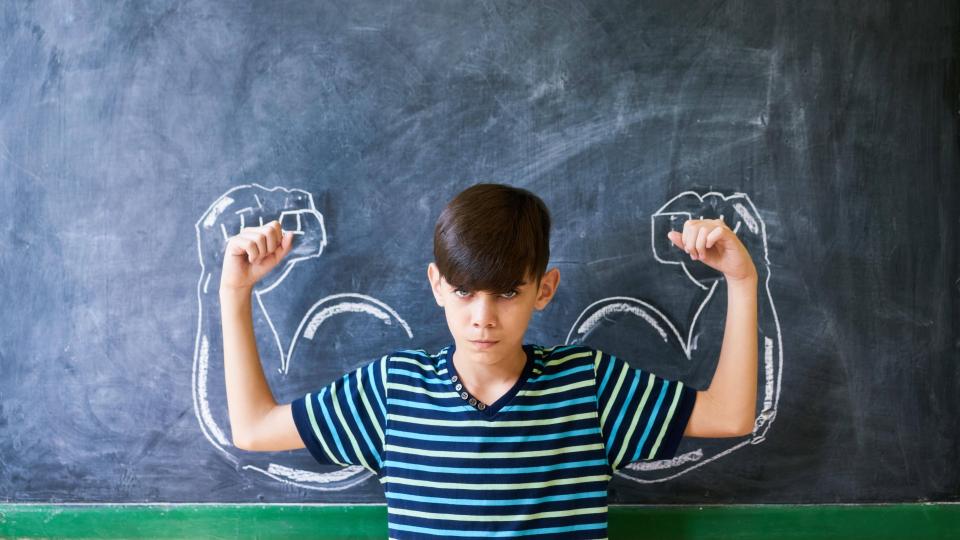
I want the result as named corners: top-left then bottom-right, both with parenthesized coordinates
top-left (287, 294), bottom-right (414, 375)
top-left (193, 184), bottom-right (404, 490)
top-left (241, 464), bottom-right (373, 491)
top-left (591, 190), bottom-right (783, 483)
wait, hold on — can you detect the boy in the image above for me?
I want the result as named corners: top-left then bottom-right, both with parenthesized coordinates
top-left (219, 183), bottom-right (758, 538)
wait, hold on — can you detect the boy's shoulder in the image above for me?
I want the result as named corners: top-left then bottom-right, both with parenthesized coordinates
top-left (533, 342), bottom-right (601, 371)
top-left (535, 342), bottom-right (596, 356)
top-left (382, 347), bottom-right (437, 368)
top-left (387, 347), bottom-right (432, 358)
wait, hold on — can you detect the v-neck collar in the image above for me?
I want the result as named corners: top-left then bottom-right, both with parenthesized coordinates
top-left (439, 342), bottom-right (538, 418)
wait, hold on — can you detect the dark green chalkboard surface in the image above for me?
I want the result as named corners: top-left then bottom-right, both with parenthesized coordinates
top-left (0, 0), bottom-right (956, 528)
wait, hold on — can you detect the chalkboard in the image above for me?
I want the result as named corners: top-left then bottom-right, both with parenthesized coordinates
top-left (1, 0), bottom-right (957, 506)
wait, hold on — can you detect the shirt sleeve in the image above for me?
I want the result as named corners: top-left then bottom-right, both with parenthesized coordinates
top-left (290, 354), bottom-right (389, 475)
top-left (592, 348), bottom-right (697, 470)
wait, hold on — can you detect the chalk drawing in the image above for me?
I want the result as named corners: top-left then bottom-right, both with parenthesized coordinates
top-left (566, 190), bottom-right (782, 483)
top-left (194, 185), bottom-right (778, 491)
top-left (194, 184), bottom-right (413, 491)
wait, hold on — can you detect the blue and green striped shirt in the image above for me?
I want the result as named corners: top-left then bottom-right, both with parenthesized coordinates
top-left (291, 343), bottom-right (697, 539)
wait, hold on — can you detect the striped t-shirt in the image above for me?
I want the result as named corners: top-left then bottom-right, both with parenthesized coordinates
top-left (290, 343), bottom-right (697, 539)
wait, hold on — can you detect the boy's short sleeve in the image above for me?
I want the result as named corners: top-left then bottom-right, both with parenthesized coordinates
top-left (290, 355), bottom-right (389, 475)
top-left (592, 349), bottom-right (697, 470)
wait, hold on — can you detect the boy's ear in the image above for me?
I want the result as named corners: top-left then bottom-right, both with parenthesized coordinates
top-left (427, 262), bottom-right (445, 307)
top-left (534, 267), bottom-right (560, 310)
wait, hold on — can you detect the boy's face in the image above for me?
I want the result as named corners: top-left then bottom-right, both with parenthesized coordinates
top-left (427, 263), bottom-right (560, 360)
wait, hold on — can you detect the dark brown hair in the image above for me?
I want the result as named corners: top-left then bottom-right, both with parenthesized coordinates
top-left (433, 183), bottom-right (551, 293)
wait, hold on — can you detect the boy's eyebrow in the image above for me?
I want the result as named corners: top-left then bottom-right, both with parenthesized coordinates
top-left (451, 280), bottom-right (528, 291)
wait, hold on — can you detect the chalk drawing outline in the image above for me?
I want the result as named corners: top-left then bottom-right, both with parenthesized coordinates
top-left (195, 185), bottom-right (780, 491)
top-left (194, 183), bottom-right (412, 491)
top-left (566, 190), bottom-right (783, 484)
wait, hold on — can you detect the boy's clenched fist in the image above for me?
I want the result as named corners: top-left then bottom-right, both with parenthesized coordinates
top-left (220, 220), bottom-right (294, 292)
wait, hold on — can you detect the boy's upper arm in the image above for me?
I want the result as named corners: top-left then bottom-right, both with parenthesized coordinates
top-left (245, 403), bottom-right (305, 452)
top-left (682, 388), bottom-right (752, 438)
top-left (682, 393), bottom-right (702, 438)
top-left (682, 390), bottom-right (714, 438)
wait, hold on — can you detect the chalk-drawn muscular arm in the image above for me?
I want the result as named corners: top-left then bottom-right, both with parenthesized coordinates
top-left (668, 219), bottom-right (758, 438)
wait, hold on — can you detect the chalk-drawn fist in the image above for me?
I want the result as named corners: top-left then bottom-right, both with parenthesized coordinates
top-left (221, 220), bottom-right (294, 292)
top-left (652, 191), bottom-right (765, 287)
top-left (196, 184), bottom-right (327, 292)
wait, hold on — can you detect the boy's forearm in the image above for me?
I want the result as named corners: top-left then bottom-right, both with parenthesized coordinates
top-left (701, 273), bottom-right (759, 435)
top-left (220, 287), bottom-right (278, 447)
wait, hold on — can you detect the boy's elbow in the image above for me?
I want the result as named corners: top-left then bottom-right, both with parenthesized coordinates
top-left (230, 403), bottom-right (298, 452)
top-left (232, 433), bottom-right (253, 451)
top-left (725, 419), bottom-right (755, 437)
top-left (232, 427), bottom-right (261, 451)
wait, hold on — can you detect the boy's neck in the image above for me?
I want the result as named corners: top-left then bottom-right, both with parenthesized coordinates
top-left (451, 342), bottom-right (528, 390)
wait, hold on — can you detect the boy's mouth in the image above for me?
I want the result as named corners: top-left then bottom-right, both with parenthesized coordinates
top-left (469, 339), bottom-right (499, 349)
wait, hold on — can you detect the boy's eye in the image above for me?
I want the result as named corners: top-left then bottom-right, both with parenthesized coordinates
top-left (452, 288), bottom-right (518, 299)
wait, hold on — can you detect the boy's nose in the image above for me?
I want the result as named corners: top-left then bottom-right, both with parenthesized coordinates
top-left (471, 296), bottom-right (498, 328)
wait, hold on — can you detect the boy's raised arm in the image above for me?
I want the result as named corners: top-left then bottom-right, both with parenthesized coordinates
top-left (219, 221), bottom-right (303, 452)
top-left (683, 274), bottom-right (758, 438)
top-left (667, 219), bottom-right (759, 438)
